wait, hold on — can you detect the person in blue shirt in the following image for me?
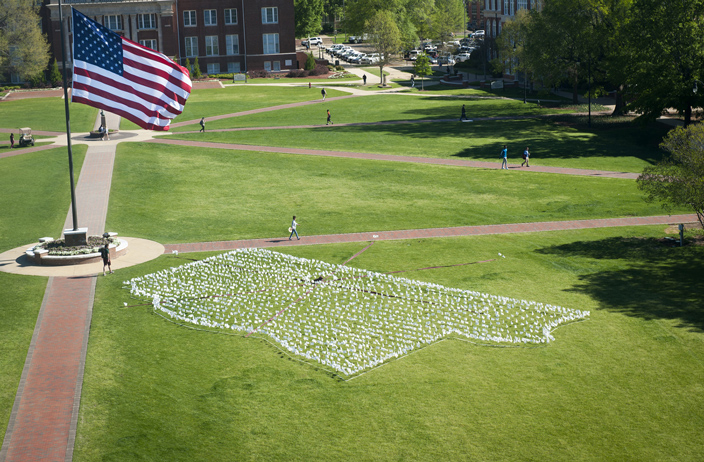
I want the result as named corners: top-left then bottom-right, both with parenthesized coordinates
top-left (521, 146), bottom-right (530, 167)
top-left (500, 145), bottom-right (508, 169)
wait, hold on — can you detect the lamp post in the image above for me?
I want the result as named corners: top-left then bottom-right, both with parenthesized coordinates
top-left (513, 44), bottom-right (527, 104)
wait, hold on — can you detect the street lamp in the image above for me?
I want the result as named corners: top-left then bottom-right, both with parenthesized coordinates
top-left (513, 44), bottom-right (527, 104)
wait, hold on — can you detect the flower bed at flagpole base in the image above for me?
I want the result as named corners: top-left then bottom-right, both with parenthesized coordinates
top-left (25, 234), bottom-right (127, 266)
top-left (126, 248), bottom-right (590, 378)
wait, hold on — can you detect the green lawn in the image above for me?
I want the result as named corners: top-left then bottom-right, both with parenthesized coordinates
top-left (0, 145), bottom-right (87, 252)
top-left (0, 99), bottom-right (97, 133)
top-left (165, 114), bottom-right (667, 173)
top-left (120, 86), bottom-right (352, 131)
top-left (75, 226), bottom-right (704, 461)
top-left (0, 145), bottom-right (87, 439)
top-left (106, 143), bottom-right (679, 244)
top-left (0, 273), bottom-right (46, 440)
top-left (169, 93), bottom-right (568, 132)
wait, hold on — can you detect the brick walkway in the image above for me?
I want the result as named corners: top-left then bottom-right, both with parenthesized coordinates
top-left (0, 143), bottom-right (116, 462)
top-left (149, 138), bottom-right (640, 180)
top-left (164, 214), bottom-right (698, 254)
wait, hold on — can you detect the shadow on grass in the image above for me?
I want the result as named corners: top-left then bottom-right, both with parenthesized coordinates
top-left (536, 237), bottom-right (704, 331)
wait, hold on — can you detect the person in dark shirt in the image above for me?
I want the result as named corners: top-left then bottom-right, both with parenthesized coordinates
top-left (99, 243), bottom-right (113, 276)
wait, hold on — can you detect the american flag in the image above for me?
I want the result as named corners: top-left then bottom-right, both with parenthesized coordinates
top-left (71, 8), bottom-right (192, 131)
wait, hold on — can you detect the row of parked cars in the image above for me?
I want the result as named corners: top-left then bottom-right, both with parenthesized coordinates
top-left (325, 44), bottom-right (382, 65)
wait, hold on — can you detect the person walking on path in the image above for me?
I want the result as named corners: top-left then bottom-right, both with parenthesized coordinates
top-left (10, 132), bottom-right (14, 148)
top-left (521, 146), bottom-right (530, 167)
top-left (99, 243), bottom-right (113, 276)
top-left (199, 117), bottom-right (205, 132)
top-left (289, 216), bottom-right (300, 240)
top-left (460, 104), bottom-right (467, 121)
top-left (363, 74), bottom-right (367, 85)
top-left (326, 109), bottom-right (333, 125)
top-left (321, 88), bottom-right (327, 101)
top-left (500, 145), bottom-right (508, 169)
top-left (101, 124), bottom-right (110, 141)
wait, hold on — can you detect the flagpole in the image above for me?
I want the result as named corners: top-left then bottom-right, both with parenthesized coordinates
top-left (58, 0), bottom-right (79, 232)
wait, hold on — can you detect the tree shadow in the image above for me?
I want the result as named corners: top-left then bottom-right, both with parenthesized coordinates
top-left (535, 237), bottom-right (704, 332)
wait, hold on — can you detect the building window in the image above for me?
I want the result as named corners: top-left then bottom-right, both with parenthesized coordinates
top-left (139, 39), bottom-right (157, 50)
top-left (262, 33), bottom-right (279, 54)
top-left (205, 36), bottom-right (219, 56)
top-left (185, 36), bottom-right (198, 57)
top-left (204, 9), bottom-right (217, 26)
top-left (183, 10), bottom-right (196, 27)
top-left (262, 7), bottom-right (278, 24)
top-left (225, 35), bottom-right (239, 55)
top-left (224, 8), bottom-right (238, 25)
top-left (137, 13), bottom-right (156, 30)
top-left (264, 61), bottom-right (272, 71)
top-left (207, 63), bottom-right (220, 75)
top-left (227, 62), bottom-right (240, 73)
top-left (272, 61), bottom-right (281, 71)
top-left (105, 15), bottom-right (122, 31)
top-left (518, 0), bottom-right (527, 9)
top-left (285, 59), bottom-right (292, 66)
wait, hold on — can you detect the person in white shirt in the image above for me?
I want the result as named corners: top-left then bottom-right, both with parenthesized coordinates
top-left (289, 216), bottom-right (300, 240)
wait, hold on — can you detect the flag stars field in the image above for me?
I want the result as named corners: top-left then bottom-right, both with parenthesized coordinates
top-left (126, 249), bottom-right (589, 377)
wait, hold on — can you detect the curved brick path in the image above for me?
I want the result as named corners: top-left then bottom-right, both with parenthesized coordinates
top-left (164, 214), bottom-right (698, 254)
top-left (148, 138), bottom-right (640, 180)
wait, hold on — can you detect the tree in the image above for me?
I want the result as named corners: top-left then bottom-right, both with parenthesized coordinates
top-left (494, 10), bottom-right (532, 86)
top-left (0, 0), bottom-right (50, 80)
top-left (48, 59), bottom-right (61, 87)
top-left (192, 57), bottom-right (202, 78)
top-left (430, 0), bottom-right (464, 52)
top-left (637, 124), bottom-right (704, 228)
top-left (295, 0), bottom-right (325, 38)
top-left (622, 0), bottom-right (704, 126)
top-left (365, 10), bottom-right (402, 86)
top-left (413, 53), bottom-right (432, 90)
top-left (305, 52), bottom-right (316, 70)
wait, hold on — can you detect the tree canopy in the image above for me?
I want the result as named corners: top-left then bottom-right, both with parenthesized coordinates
top-left (637, 123), bottom-right (704, 227)
top-left (0, 0), bottom-right (49, 80)
top-left (294, 0), bottom-right (325, 38)
top-left (365, 10), bottom-right (402, 86)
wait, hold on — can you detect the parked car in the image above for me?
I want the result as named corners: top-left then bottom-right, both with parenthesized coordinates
top-left (360, 53), bottom-right (380, 65)
top-left (455, 52), bottom-right (472, 62)
top-left (428, 55), bottom-right (438, 64)
top-left (302, 37), bottom-right (322, 47)
top-left (438, 55), bottom-right (456, 65)
top-left (348, 52), bottom-right (364, 64)
top-left (348, 35), bottom-right (364, 43)
top-left (472, 30), bottom-right (485, 38)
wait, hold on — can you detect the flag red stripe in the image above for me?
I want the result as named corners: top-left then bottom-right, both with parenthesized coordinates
top-left (72, 96), bottom-right (169, 131)
top-left (73, 66), bottom-right (181, 118)
top-left (121, 57), bottom-right (189, 106)
top-left (122, 38), bottom-right (191, 93)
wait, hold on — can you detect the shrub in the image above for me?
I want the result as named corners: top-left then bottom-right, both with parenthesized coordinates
top-left (49, 59), bottom-right (62, 86)
top-left (192, 57), bottom-right (202, 78)
top-left (309, 64), bottom-right (330, 76)
top-left (305, 53), bottom-right (316, 70)
top-left (286, 69), bottom-right (307, 78)
top-left (248, 69), bottom-right (270, 79)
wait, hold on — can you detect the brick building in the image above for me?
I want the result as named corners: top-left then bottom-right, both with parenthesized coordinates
top-left (43, 0), bottom-right (297, 75)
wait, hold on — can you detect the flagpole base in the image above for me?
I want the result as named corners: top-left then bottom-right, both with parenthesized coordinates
top-left (64, 227), bottom-right (88, 247)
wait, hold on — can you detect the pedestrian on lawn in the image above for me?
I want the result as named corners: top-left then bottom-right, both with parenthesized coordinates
top-left (100, 243), bottom-right (113, 276)
top-left (521, 147), bottom-right (530, 167)
top-left (321, 88), bottom-right (327, 101)
top-left (199, 117), bottom-right (205, 132)
top-left (10, 132), bottom-right (15, 148)
top-left (326, 109), bottom-right (333, 125)
top-left (461, 104), bottom-right (467, 121)
top-left (500, 145), bottom-right (508, 170)
top-left (289, 216), bottom-right (300, 240)
top-left (363, 74), bottom-right (367, 85)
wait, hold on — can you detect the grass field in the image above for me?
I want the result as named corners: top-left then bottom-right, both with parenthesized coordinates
top-left (119, 86), bottom-right (351, 131)
top-left (106, 143), bottom-right (679, 243)
top-left (0, 99), bottom-right (97, 133)
top-left (2, 81), bottom-right (703, 461)
top-left (75, 227), bottom-right (704, 461)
